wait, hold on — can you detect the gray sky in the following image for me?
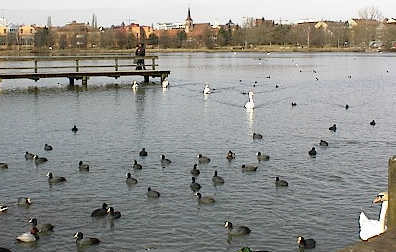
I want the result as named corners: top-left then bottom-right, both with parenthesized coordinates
top-left (1, 0), bottom-right (395, 26)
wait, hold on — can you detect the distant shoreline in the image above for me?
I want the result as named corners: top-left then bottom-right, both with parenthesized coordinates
top-left (0, 46), bottom-right (390, 56)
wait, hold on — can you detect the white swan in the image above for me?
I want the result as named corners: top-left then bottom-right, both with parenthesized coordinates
top-left (203, 84), bottom-right (211, 94)
top-left (132, 80), bottom-right (139, 89)
top-left (359, 191), bottom-right (388, 240)
top-left (162, 79), bottom-right (169, 88)
top-left (244, 91), bottom-right (255, 109)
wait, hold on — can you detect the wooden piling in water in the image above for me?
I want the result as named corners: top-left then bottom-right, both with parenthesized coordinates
top-left (388, 156), bottom-right (396, 230)
top-left (69, 77), bottom-right (74, 86)
top-left (82, 76), bottom-right (88, 86)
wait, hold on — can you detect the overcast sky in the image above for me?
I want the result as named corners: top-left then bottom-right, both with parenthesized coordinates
top-left (1, 0), bottom-right (395, 26)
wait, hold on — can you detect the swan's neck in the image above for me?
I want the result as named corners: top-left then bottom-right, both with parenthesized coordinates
top-left (249, 95), bottom-right (254, 102)
top-left (379, 201), bottom-right (388, 231)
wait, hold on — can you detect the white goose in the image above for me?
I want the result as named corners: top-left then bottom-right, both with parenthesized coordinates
top-left (203, 84), bottom-right (211, 94)
top-left (162, 79), bottom-right (169, 88)
top-left (132, 80), bottom-right (139, 89)
top-left (359, 191), bottom-right (388, 240)
top-left (244, 91), bottom-right (255, 109)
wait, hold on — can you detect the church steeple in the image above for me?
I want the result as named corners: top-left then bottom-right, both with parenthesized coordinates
top-left (186, 8), bottom-right (192, 21)
top-left (185, 7), bottom-right (193, 33)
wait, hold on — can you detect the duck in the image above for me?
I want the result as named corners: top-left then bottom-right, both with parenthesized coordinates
top-left (291, 102), bottom-right (297, 107)
top-left (17, 197), bottom-right (32, 206)
top-left (345, 104), bottom-right (349, 110)
top-left (79, 161), bottom-right (89, 171)
top-left (29, 218), bottom-right (54, 232)
top-left (319, 140), bottom-right (328, 146)
top-left (147, 187), bottom-right (160, 198)
top-left (91, 203), bottom-right (108, 217)
top-left (0, 204), bottom-right (8, 212)
top-left (190, 177), bottom-right (201, 192)
top-left (139, 148), bottom-right (148, 156)
top-left (25, 152), bottom-right (35, 160)
top-left (132, 80), bottom-right (139, 89)
top-left (72, 125), bottom-right (78, 133)
top-left (44, 144), bottom-right (53, 151)
top-left (203, 84), bottom-right (211, 94)
top-left (244, 91), bottom-right (255, 109)
top-left (308, 147), bottom-right (317, 157)
top-left (241, 164), bottom-right (258, 172)
top-left (256, 152), bottom-right (270, 161)
top-left (275, 84), bottom-right (279, 88)
top-left (0, 163), bottom-right (8, 169)
top-left (33, 155), bottom-right (48, 164)
top-left (197, 154), bottom-right (210, 163)
top-left (275, 177), bottom-right (288, 187)
top-left (224, 221), bottom-right (251, 236)
top-left (74, 232), bottom-right (100, 247)
top-left (16, 227), bottom-right (39, 242)
top-left (190, 164), bottom-right (200, 176)
top-left (133, 160), bottom-right (142, 169)
top-left (107, 207), bottom-right (121, 219)
top-left (126, 172), bottom-right (138, 184)
top-left (252, 133), bottom-right (263, 139)
top-left (195, 192), bottom-right (215, 204)
top-left (359, 192), bottom-right (389, 240)
top-left (160, 154), bottom-right (171, 166)
top-left (370, 120), bottom-right (376, 126)
top-left (226, 150), bottom-right (235, 160)
top-left (329, 124), bottom-right (336, 132)
top-left (47, 172), bottom-right (66, 184)
top-left (212, 170), bottom-right (225, 185)
top-left (162, 79), bottom-right (169, 88)
top-left (297, 236), bottom-right (316, 249)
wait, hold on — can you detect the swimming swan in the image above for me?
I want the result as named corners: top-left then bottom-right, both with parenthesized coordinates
top-left (203, 84), bottom-right (211, 94)
top-left (132, 80), bottom-right (139, 89)
top-left (359, 191), bottom-right (388, 240)
top-left (162, 79), bottom-right (169, 88)
top-left (244, 91), bottom-right (255, 109)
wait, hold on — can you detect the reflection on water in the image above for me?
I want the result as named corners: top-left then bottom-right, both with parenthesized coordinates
top-left (0, 52), bottom-right (396, 252)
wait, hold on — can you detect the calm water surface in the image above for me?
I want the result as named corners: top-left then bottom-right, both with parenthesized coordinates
top-left (1, 52), bottom-right (396, 252)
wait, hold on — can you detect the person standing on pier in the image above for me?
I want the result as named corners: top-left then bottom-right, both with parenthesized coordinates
top-left (135, 43), bottom-right (146, 70)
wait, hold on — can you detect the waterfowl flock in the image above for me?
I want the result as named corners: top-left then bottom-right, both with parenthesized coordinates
top-left (0, 57), bottom-right (390, 252)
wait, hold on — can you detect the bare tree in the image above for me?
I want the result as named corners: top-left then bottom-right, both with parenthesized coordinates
top-left (358, 6), bottom-right (383, 21)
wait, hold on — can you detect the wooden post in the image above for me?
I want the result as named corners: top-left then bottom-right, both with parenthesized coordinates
top-left (388, 156), bottom-right (396, 230)
top-left (82, 76), bottom-right (88, 86)
top-left (75, 59), bottom-right (79, 72)
top-left (115, 58), bottom-right (119, 71)
top-left (69, 77), bottom-right (75, 86)
top-left (34, 60), bottom-right (38, 73)
top-left (144, 75), bottom-right (149, 83)
top-left (152, 58), bottom-right (156, 70)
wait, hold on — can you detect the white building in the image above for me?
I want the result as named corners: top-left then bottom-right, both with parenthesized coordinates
top-left (154, 22), bottom-right (185, 30)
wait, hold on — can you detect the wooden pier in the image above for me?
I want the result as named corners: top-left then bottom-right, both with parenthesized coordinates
top-left (0, 55), bottom-right (170, 86)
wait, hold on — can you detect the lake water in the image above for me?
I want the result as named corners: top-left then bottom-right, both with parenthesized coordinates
top-left (0, 52), bottom-right (396, 252)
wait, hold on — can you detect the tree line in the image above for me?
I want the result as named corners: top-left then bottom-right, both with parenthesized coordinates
top-left (6, 7), bottom-right (396, 51)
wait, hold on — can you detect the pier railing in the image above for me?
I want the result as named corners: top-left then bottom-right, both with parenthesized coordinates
top-left (0, 55), bottom-right (159, 73)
